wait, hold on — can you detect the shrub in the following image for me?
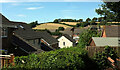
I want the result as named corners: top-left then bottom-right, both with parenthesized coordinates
top-left (93, 46), bottom-right (118, 69)
top-left (4, 47), bottom-right (89, 70)
top-left (58, 27), bottom-right (65, 31)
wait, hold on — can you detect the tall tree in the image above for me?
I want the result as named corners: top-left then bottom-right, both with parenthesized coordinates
top-left (86, 18), bottom-right (91, 23)
top-left (78, 19), bottom-right (83, 22)
top-left (28, 21), bottom-right (39, 28)
top-left (92, 17), bottom-right (97, 22)
top-left (95, 1), bottom-right (120, 22)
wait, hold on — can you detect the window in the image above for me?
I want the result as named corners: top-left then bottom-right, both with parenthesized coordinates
top-left (63, 42), bottom-right (65, 46)
top-left (1, 28), bottom-right (8, 37)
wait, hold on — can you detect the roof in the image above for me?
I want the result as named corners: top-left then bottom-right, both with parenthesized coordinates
top-left (104, 25), bottom-right (120, 37)
top-left (92, 37), bottom-right (120, 46)
top-left (13, 23), bottom-right (58, 44)
top-left (60, 27), bottom-right (87, 36)
top-left (12, 35), bottom-right (42, 54)
top-left (0, 13), bottom-right (17, 28)
top-left (36, 31), bottom-right (58, 44)
top-left (58, 34), bottom-right (76, 43)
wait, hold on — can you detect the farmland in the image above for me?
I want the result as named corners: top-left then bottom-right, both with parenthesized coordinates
top-left (60, 22), bottom-right (80, 25)
top-left (33, 23), bottom-right (72, 30)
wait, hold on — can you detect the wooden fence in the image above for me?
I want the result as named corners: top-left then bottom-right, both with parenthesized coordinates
top-left (86, 46), bottom-right (120, 57)
top-left (0, 54), bottom-right (15, 69)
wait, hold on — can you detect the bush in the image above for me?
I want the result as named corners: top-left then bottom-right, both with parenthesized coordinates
top-left (58, 27), bottom-right (65, 31)
top-left (93, 46), bottom-right (118, 69)
top-left (3, 47), bottom-right (91, 70)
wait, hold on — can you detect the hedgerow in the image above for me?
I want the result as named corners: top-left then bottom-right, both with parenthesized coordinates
top-left (3, 47), bottom-right (95, 70)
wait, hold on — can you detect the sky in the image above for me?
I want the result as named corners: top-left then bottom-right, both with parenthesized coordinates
top-left (0, 2), bottom-right (103, 23)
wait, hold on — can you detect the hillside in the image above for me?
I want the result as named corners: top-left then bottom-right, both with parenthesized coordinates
top-left (60, 22), bottom-right (79, 25)
top-left (33, 23), bottom-right (72, 30)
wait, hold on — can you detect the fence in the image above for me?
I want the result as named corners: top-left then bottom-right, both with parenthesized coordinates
top-left (0, 54), bottom-right (15, 69)
top-left (86, 46), bottom-right (120, 57)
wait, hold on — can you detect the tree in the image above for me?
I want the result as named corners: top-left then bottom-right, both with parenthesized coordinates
top-left (90, 17), bottom-right (98, 25)
top-left (98, 17), bottom-right (104, 22)
top-left (78, 19), bottom-right (83, 22)
top-left (78, 29), bottom-right (100, 48)
top-left (28, 21), bottom-right (39, 28)
top-left (86, 18), bottom-right (91, 23)
top-left (105, 2), bottom-right (120, 22)
top-left (92, 17), bottom-right (97, 22)
top-left (58, 27), bottom-right (65, 31)
top-left (94, 46), bottom-right (118, 69)
top-left (95, 1), bottom-right (120, 22)
top-left (53, 19), bottom-right (59, 23)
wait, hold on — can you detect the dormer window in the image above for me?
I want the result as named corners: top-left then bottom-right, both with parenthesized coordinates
top-left (1, 28), bottom-right (8, 37)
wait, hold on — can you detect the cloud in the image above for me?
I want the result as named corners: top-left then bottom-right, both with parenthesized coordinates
top-left (26, 7), bottom-right (44, 10)
top-left (17, 14), bottom-right (26, 17)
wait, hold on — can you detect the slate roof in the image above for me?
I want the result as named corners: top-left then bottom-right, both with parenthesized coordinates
top-left (104, 25), bottom-right (120, 37)
top-left (60, 27), bottom-right (87, 36)
top-left (1, 13), bottom-right (58, 54)
top-left (0, 13), bottom-right (17, 28)
top-left (9, 19), bottom-right (58, 45)
top-left (92, 37), bottom-right (120, 46)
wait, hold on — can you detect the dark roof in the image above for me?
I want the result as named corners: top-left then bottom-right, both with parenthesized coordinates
top-left (0, 13), bottom-right (17, 28)
top-left (1, 13), bottom-right (58, 44)
top-left (10, 20), bottom-right (58, 45)
top-left (60, 28), bottom-right (73, 35)
top-left (12, 35), bottom-right (42, 53)
top-left (58, 34), bottom-right (76, 43)
top-left (60, 28), bottom-right (87, 35)
top-left (104, 25), bottom-right (120, 37)
top-left (36, 31), bottom-right (58, 44)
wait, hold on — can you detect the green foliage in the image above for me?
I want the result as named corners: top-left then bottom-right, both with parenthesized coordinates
top-left (93, 46), bottom-right (118, 69)
top-left (77, 19), bottom-right (83, 22)
top-left (58, 27), bottom-right (65, 31)
top-left (78, 29), bottom-right (100, 48)
top-left (53, 19), bottom-right (77, 22)
top-left (34, 29), bottom-right (52, 35)
top-left (95, 2), bottom-right (120, 22)
top-left (4, 47), bottom-right (93, 70)
top-left (57, 23), bottom-right (75, 27)
top-left (86, 18), bottom-right (91, 23)
top-left (51, 31), bottom-right (62, 36)
top-left (28, 21), bottom-right (39, 28)
top-left (76, 22), bottom-right (89, 27)
top-left (53, 19), bottom-right (59, 23)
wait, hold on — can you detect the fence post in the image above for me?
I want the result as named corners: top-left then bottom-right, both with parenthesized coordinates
top-left (10, 54), bottom-right (15, 66)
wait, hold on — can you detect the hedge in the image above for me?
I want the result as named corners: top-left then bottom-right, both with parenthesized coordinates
top-left (3, 47), bottom-right (100, 70)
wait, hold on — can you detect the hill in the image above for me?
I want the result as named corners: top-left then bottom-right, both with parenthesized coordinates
top-left (60, 22), bottom-right (80, 25)
top-left (33, 23), bottom-right (72, 30)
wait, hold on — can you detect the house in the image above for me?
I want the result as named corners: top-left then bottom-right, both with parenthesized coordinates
top-left (57, 34), bottom-right (76, 48)
top-left (102, 25), bottom-right (120, 37)
top-left (1, 14), bottom-right (58, 56)
top-left (0, 13), bottom-right (17, 54)
top-left (60, 27), bottom-right (87, 43)
top-left (89, 37), bottom-right (120, 46)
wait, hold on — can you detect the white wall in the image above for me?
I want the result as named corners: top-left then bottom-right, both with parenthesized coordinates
top-left (58, 36), bottom-right (73, 48)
